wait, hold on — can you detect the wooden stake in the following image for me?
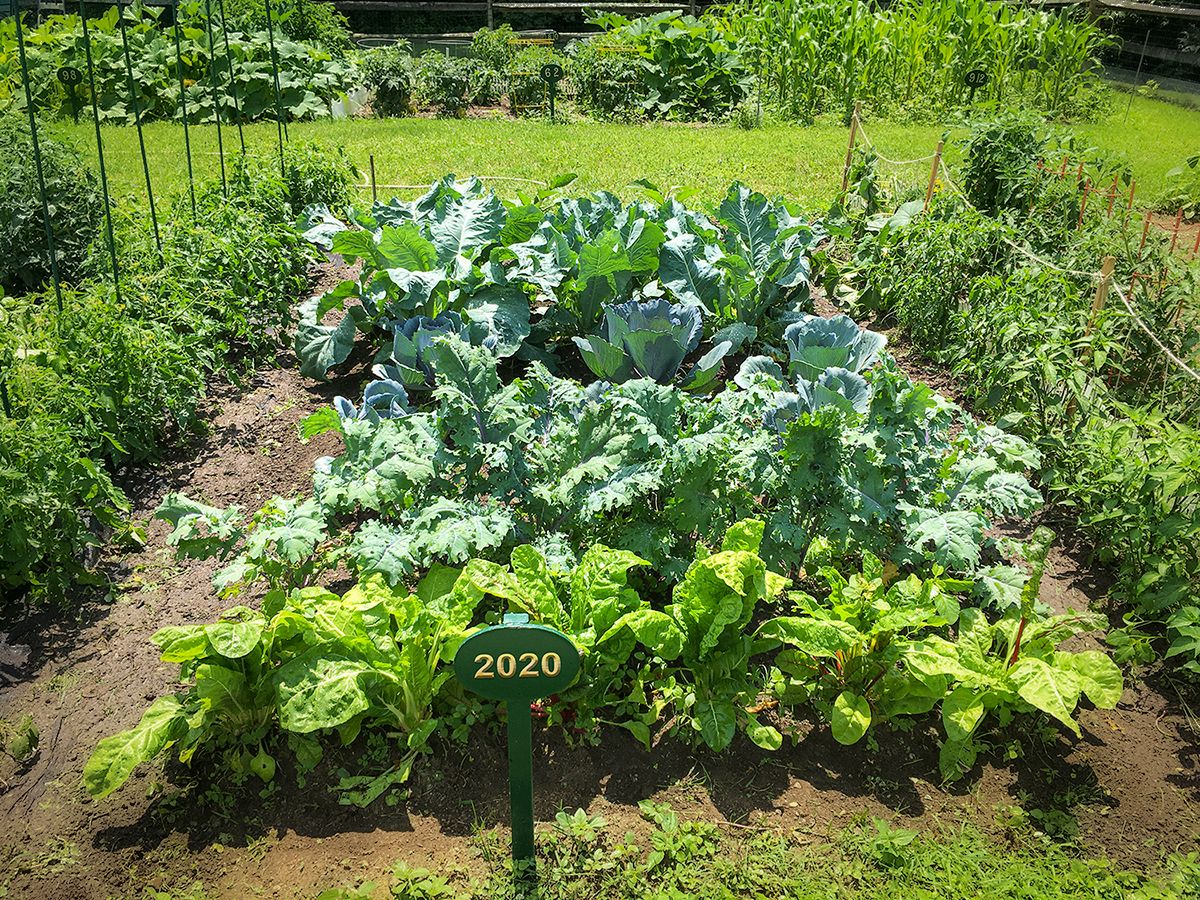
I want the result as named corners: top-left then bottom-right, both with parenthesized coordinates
top-left (1085, 255), bottom-right (1116, 338)
top-left (1170, 209), bottom-right (1183, 254)
top-left (1077, 183), bottom-right (1091, 230)
top-left (1126, 179), bottom-right (1136, 223)
top-left (924, 140), bottom-right (944, 211)
top-left (1192, 224), bottom-right (1200, 259)
top-left (1140, 211), bottom-right (1151, 253)
top-left (1060, 155), bottom-right (1069, 177)
top-left (840, 100), bottom-right (862, 194)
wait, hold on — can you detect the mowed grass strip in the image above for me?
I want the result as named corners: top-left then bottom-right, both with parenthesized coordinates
top-left (47, 93), bottom-right (1200, 210)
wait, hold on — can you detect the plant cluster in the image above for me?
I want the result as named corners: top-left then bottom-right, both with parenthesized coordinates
top-left (294, 175), bottom-right (822, 385)
top-left (361, 2), bottom-right (1110, 125)
top-left (79, 177), bottom-right (1101, 799)
top-left (88, 513), bottom-right (1118, 800)
top-left (716, 0), bottom-right (1112, 122)
top-left (849, 120), bottom-right (1200, 675)
top-left (0, 111), bottom-right (102, 293)
top-left (0, 3), bottom-right (354, 125)
top-left (570, 11), bottom-right (753, 122)
top-left (0, 142), bottom-right (355, 612)
top-left (219, 0), bottom-right (354, 58)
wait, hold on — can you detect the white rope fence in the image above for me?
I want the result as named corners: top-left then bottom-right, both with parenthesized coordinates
top-left (855, 120), bottom-right (938, 168)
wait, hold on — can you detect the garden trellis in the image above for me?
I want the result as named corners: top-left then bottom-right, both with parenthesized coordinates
top-left (3, 0), bottom-right (299, 295)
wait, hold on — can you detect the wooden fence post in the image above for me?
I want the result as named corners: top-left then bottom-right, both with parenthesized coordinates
top-left (924, 140), bottom-right (944, 211)
top-left (840, 100), bottom-right (862, 194)
top-left (1085, 255), bottom-right (1116, 338)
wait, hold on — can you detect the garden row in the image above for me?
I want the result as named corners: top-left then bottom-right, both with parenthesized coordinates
top-left (3, 0), bottom-right (1111, 128)
top-left (0, 111), bottom-right (357, 605)
top-left (84, 171), bottom-right (1121, 804)
top-left (364, 1), bottom-right (1111, 124)
top-left (841, 116), bottom-right (1200, 675)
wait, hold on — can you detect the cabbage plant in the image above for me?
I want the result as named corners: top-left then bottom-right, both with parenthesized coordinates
top-left (377, 312), bottom-right (475, 390)
top-left (573, 298), bottom-right (732, 390)
top-left (783, 314), bottom-right (887, 379)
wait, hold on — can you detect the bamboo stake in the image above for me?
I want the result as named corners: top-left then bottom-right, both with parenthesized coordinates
top-left (1191, 225), bottom-right (1200, 259)
top-left (840, 100), bottom-right (862, 194)
top-left (1105, 175), bottom-right (1118, 217)
top-left (924, 140), bottom-right (944, 212)
top-left (1126, 179), bottom-right (1136, 224)
top-left (1085, 255), bottom-right (1116, 337)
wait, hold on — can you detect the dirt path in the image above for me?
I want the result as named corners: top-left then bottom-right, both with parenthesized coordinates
top-left (0, 281), bottom-right (1197, 899)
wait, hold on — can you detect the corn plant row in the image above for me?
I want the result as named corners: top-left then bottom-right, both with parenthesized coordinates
top-left (714, 0), bottom-right (1112, 120)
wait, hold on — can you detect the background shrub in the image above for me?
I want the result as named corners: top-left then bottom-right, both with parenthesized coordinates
top-left (362, 43), bottom-right (417, 117)
top-left (0, 111), bottom-right (102, 294)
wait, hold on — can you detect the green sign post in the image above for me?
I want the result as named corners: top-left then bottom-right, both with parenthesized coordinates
top-left (453, 613), bottom-right (580, 867)
top-left (539, 63), bottom-right (564, 123)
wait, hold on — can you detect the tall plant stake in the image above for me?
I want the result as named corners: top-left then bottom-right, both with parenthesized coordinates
top-left (264, 0), bottom-right (288, 179)
top-left (79, 0), bottom-right (122, 303)
top-left (172, 1), bottom-right (198, 219)
top-left (13, 8), bottom-right (64, 312)
top-left (117, 0), bottom-right (162, 259)
top-left (204, 0), bottom-right (228, 196)
top-left (216, 0), bottom-right (246, 152)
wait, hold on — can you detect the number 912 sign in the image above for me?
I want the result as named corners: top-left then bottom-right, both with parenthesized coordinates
top-left (453, 614), bottom-right (580, 702)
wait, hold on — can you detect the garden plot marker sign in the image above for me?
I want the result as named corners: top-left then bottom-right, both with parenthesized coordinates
top-left (965, 68), bottom-right (989, 102)
top-left (453, 613), bottom-right (580, 866)
top-left (539, 63), bottom-right (564, 122)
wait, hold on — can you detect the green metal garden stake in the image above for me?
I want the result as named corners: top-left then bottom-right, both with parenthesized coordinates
top-left (204, 0), bottom-right (228, 197)
top-left (263, 0), bottom-right (288, 178)
top-left (79, 0), bottom-right (122, 304)
top-left (216, 0), bottom-right (246, 153)
top-left (13, 7), bottom-right (64, 313)
top-left (172, 1), bottom-right (197, 220)
top-left (117, 0), bottom-right (162, 259)
top-left (453, 613), bottom-right (581, 877)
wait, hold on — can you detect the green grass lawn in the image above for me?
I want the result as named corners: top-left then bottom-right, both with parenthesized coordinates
top-left (47, 93), bottom-right (1200, 210)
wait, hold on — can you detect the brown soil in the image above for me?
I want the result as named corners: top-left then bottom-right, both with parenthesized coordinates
top-left (0, 263), bottom-right (1198, 898)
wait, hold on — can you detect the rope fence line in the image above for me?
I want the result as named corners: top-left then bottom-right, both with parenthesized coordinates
top-left (1112, 282), bottom-right (1200, 383)
top-left (932, 158), bottom-right (1200, 385)
top-left (854, 120), bottom-right (937, 168)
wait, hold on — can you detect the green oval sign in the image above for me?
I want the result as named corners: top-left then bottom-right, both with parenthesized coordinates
top-left (453, 616), bottom-right (580, 702)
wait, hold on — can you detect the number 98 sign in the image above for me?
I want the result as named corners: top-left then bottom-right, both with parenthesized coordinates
top-left (453, 615), bottom-right (580, 702)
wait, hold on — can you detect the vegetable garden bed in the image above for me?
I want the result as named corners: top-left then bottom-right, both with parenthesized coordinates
top-left (0, 174), bottom-right (1197, 898)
